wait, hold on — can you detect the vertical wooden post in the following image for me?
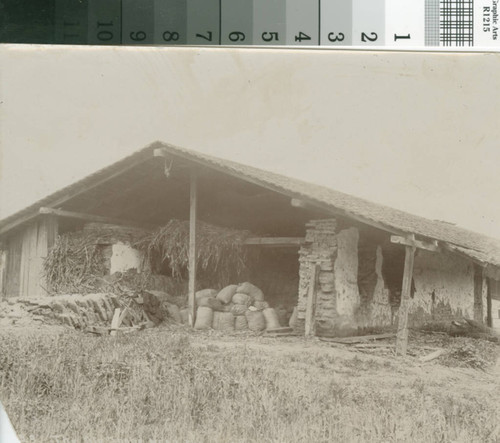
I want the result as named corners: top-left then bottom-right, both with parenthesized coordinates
top-left (188, 170), bottom-right (197, 327)
top-left (473, 264), bottom-right (484, 323)
top-left (305, 263), bottom-right (320, 337)
top-left (396, 234), bottom-right (416, 356)
top-left (486, 278), bottom-right (493, 328)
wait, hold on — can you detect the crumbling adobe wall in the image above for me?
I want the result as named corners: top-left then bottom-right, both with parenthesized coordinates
top-left (297, 220), bottom-right (363, 335)
top-left (409, 250), bottom-right (474, 325)
top-left (297, 219), bottom-right (338, 332)
top-left (333, 228), bottom-right (360, 326)
top-left (356, 243), bottom-right (393, 328)
top-left (103, 242), bottom-right (144, 274)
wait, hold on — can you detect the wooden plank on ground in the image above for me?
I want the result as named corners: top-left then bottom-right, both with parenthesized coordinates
top-left (419, 349), bottom-right (447, 362)
top-left (319, 333), bottom-right (395, 344)
top-left (110, 308), bottom-right (121, 336)
top-left (304, 263), bottom-right (320, 337)
top-left (265, 327), bottom-right (294, 334)
top-left (396, 235), bottom-right (416, 356)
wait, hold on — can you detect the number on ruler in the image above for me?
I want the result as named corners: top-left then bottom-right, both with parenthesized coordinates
top-left (130, 31), bottom-right (146, 41)
top-left (294, 32), bottom-right (311, 42)
top-left (196, 31), bottom-right (213, 42)
top-left (361, 32), bottom-right (378, 42)
top-left (163, 31), bottom-right (180, 42)
top-left (262, 32), bottom-right (279, 42)
top-left (394, 34), bottom-right (411, 41)
top-left (229, 32), bottom-right (245, 42)
top-left (328, 32), bottom-right (344, 43)
top-left (97, 22), bottom-right (113, 42)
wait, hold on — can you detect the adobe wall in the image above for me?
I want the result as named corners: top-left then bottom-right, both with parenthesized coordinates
top-left (297, 220), bottom-right (364, 335)
top-left (109, 242), bottom-right (143, 274)
top-left (409, 250), bottom-right (475, 325)
top-left (296, 218), bottom-right (478, 335)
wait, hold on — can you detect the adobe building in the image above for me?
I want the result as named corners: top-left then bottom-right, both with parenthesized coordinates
top-left (1, 142), bottom-right (499, 340)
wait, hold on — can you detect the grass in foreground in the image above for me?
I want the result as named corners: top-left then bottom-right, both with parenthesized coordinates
top-left (0, 327), bottom-right (499, 442)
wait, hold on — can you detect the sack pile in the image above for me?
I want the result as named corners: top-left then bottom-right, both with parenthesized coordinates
top-left (185, 282), bottom-right (282, 332)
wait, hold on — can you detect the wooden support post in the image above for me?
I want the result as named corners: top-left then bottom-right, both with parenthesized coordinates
top-left (396, 235), bottom-right (416, 356)
top-left (473, 264), bottom-right (484, 323)
top-left (188, 170), bottom-right (197, 327)
top-left (304, 263), bottom-right (320, 337)
top-left (487, 278), bottom-right (493, 328)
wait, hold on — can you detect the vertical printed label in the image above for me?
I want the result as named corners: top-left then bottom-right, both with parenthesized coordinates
top-left (321, 0), bottom-right (352, 46)
top-left (286, 0), bottom-right (318, 45)
top-left (187, 0), bottom-right (220, 45)
top-left (352, 0), bottom-right (385, 46)
top-left (221, 0), bottom-right (253, 45)
top-left (474, 0), bottom-right (498, 47)
top-left (385, 0), bottom-right (424, 47)
top-left (88, 0), bottom-right (121, 45)
top-left (155, 0), bottom-right (187, 44)
top-left (55, 0), bottom-right (88, 44)
top-left (253, 0), bottom-right (286, 45)
top-left (122, 0), bottom-right (155, 44)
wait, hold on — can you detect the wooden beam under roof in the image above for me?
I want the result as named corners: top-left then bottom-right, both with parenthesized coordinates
top-left (390, 235), bottom-right (439, 252)
top-left (244, 237), bottom-right (305, 246)
top-left (39, 207), bottom-right (153, 229)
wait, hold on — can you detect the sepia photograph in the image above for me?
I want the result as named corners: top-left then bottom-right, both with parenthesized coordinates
top-left (1, 2), bottom-right (500, 441)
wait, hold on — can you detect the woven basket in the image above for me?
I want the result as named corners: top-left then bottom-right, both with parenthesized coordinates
top-left (230, 303), bottom-right (247, 316)
top-left (245, 310), bottom-right (266, 332)
top-left (216, 285), bottom-right (238, 304)
top-left (212, 311), bottom-right (235, 331)
top-left (234, 315), bottom-right (248, 330)
top-left (262, 308), bottom-right (281, 330)
top-left (237, 282), bottom-right (265, 301)
top-left (232, 293), bottom-right (251, 305)
top-left (252, 301), bottom-right (269, 311)
top-left (194, 306), bottom-right (213, 330)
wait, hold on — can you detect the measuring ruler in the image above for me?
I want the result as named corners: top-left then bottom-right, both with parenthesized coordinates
top-left (2, 0), bottom-right (499, 49)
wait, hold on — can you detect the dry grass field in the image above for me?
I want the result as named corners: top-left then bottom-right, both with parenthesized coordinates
top-left (1, 325), bottom-right (499, 443)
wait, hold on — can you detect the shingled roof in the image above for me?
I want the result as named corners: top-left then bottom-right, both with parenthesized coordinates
top-left (2, 141), bottom-right (500, 268)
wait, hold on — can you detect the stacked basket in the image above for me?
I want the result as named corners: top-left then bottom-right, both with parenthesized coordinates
top-left (188, 282), bottom-right (281, 332)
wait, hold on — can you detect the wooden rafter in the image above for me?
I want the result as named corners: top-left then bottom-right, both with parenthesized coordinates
top-left (38, 207), bottom-right (153, 229)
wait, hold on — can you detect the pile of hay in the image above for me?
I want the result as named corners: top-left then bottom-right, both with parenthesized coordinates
top-left (44, 225), bottom-right (148, 294)
top-left (136, 219), bottom-right (254, 287)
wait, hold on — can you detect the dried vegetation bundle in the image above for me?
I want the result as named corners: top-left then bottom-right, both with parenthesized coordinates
top-left (136, 219), bottom-right (254, 287)
top-left (44, 226), bottom-right (148, 294)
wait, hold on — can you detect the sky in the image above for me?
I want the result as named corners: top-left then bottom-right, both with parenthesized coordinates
top-left (0, 45), bottom-right (499, 238)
